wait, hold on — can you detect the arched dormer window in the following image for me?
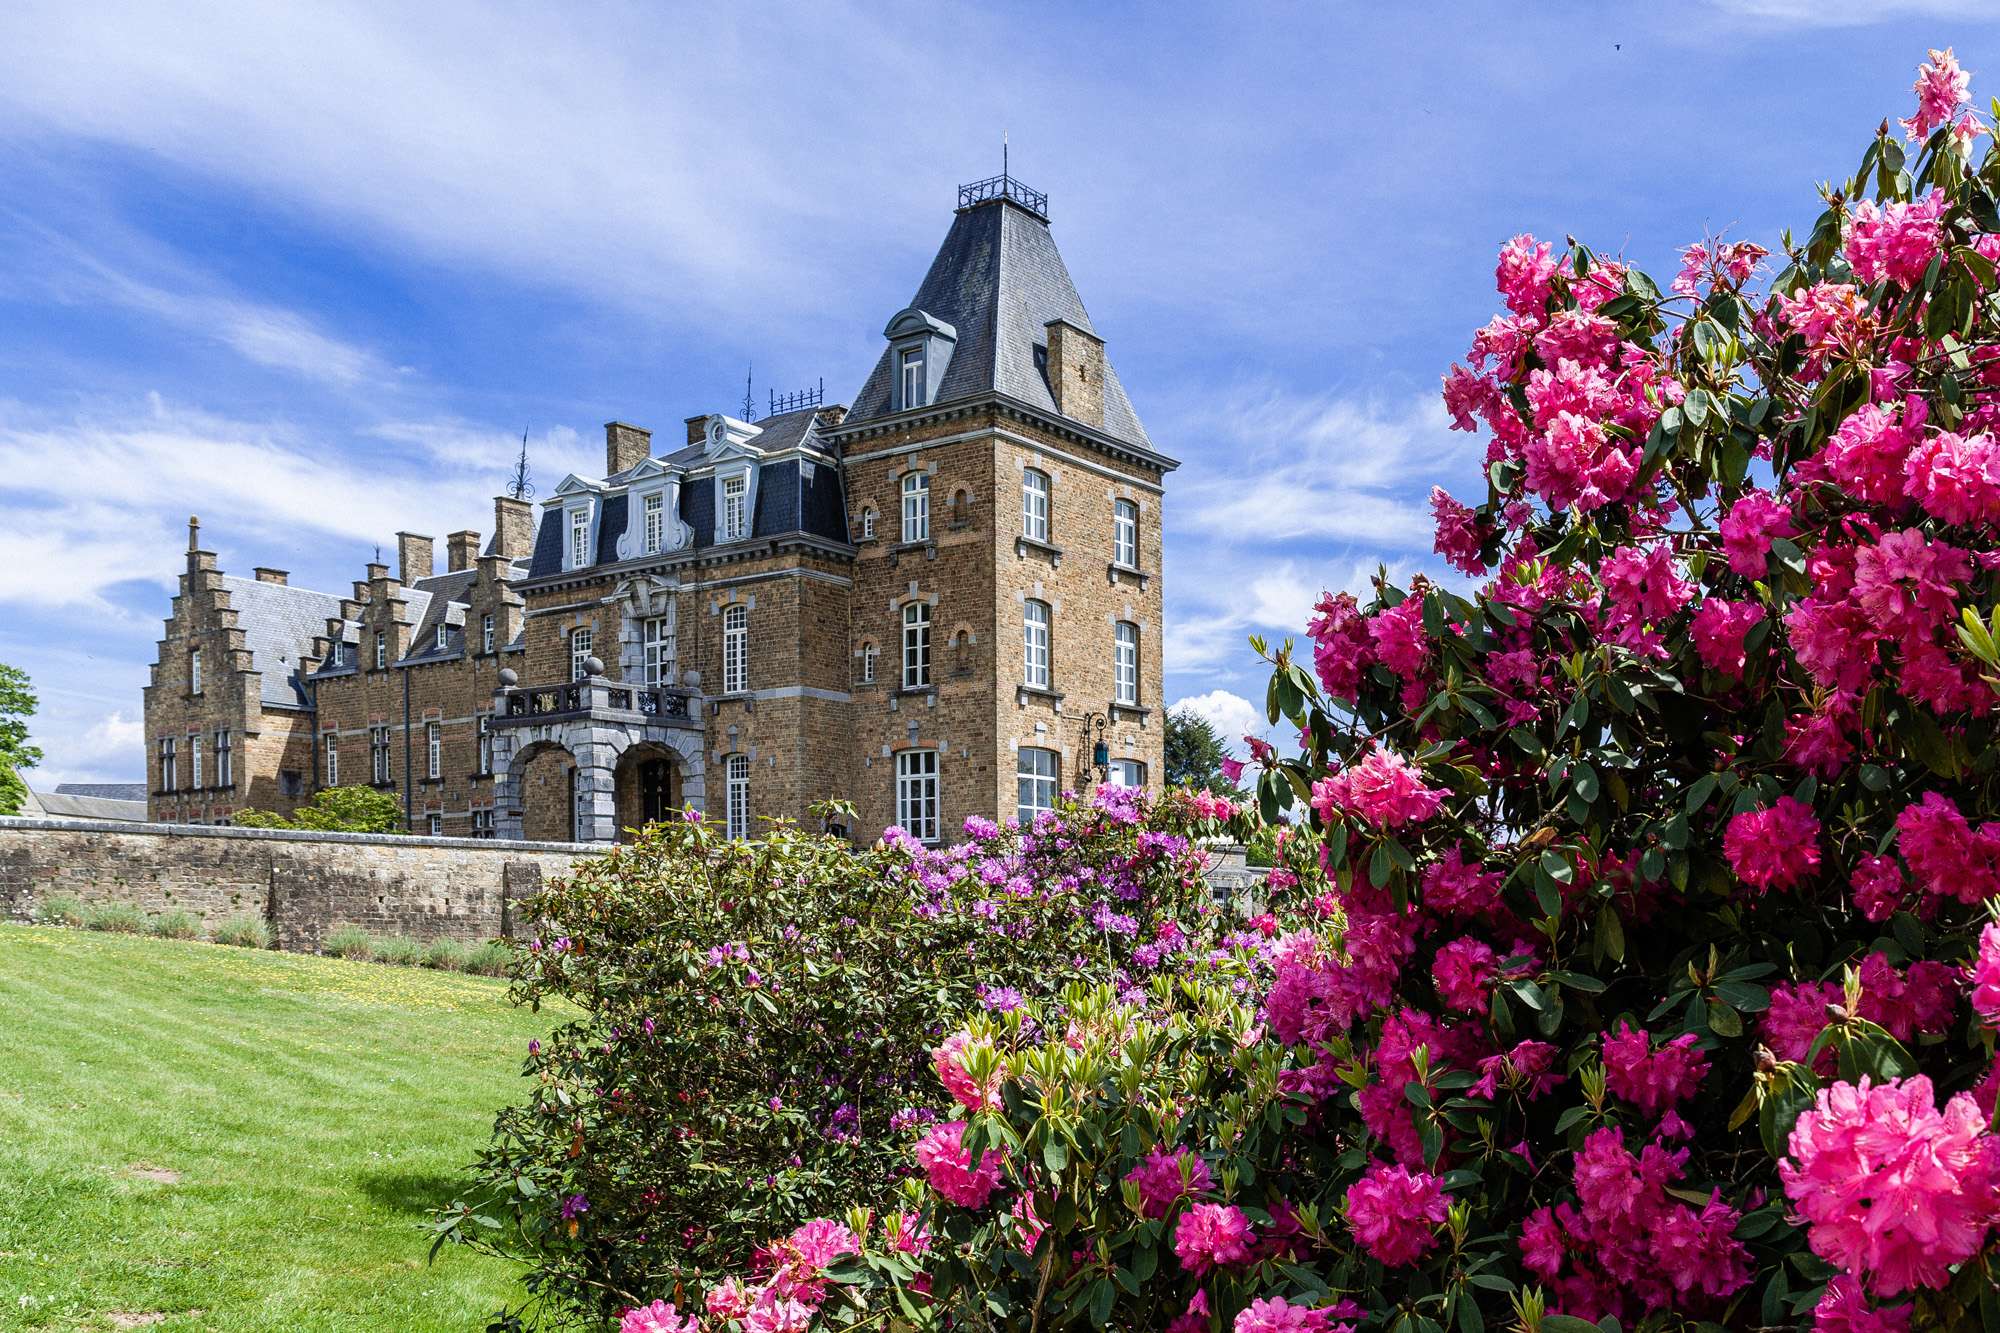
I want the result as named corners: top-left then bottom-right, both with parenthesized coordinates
top-left (884, 308), bottom-right (958, 413)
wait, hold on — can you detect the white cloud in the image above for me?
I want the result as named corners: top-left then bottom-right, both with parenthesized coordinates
top-left (1702, 0), bottom-right (1991, 22)
top-left (37, 710), bottom-right (145, 785)
top-left (1170, 690), bottom-right (1270, 753)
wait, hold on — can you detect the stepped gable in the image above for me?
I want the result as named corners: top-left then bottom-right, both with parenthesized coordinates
top-left (841, 193), bottom-right (1154, 453)
top-left (216, 575), bottom-right (343, 708)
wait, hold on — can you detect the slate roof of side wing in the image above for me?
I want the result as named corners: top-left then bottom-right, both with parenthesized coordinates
top-left (218, 575), bottom-right (345, 708)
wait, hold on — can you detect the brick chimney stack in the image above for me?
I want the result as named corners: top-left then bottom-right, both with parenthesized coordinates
top-left (446, 530), bottom-right (480, 573)
top-left (685, 415), bottom-right (711, 447)
top-left (605, 421), bottom-right (653, 475)
top-left (493, 497), bottom-right (534, 559)
top-left (252, 567), bottom-right (289, 585)
top-left (1044, 319), bottom-right (1105, 429)
top-left (396, 532), bottom-right (434, 584)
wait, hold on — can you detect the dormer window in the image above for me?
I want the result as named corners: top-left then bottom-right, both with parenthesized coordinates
top-left (723, 476), bottom-right (748, 541)
top-left (569, 507), bottom-right (591, 569)
top-left (900, 348), bottom-right (926, 409)
top-left (435, 623), bottom-right (450, 652)
top-left (883, 307), bottom-right (956, 413)
top-left (644, 492), bottom-right (664, 554)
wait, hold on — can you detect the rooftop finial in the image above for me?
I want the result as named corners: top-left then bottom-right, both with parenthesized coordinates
top-left (508, 427), bottom-right (535, 501)
top-left (742, 363), bottom-right (756, 422)
top-left (188, 515), bottom-right (200, 552)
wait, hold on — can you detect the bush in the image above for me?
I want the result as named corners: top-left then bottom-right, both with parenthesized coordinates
top-left (148, 909), bottom-right (201, 940)
top-left (322, 925), bottom-right (373, 960)
top-left (422, 937), bottom-right (470, 971)
top-left (82, 901), bottom-right (144, 934)
top-left (210, 914), bottom-right (271, 949)
top-left (34, 893), bottom-right (83, 928)
top-left (372, 934), bottom-right (420, 966)
top-left (464, 941), bottom-right (513, 978)
top-left (434, 792), bottom-right (1238, 1325)
top-left (232, 785), bottom-right (406, 833)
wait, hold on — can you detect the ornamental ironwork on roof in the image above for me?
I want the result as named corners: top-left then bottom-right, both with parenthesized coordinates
top-left (957, 172), bottom-right (1047, 222)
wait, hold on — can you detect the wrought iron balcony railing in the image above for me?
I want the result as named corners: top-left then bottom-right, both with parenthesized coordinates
top-left (493, 677), bottom-right (697, 726)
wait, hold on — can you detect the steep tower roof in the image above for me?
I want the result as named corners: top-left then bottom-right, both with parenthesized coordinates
top-left (843, 188), bottom-right (1158, 456)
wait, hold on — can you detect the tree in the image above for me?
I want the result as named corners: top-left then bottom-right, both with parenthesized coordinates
top-left (1164, 706), bottom-right (1245, 798)
top-left (232, 785), bottom-right (405, 833)
top-left (0, 663), bottom-right (41, 817)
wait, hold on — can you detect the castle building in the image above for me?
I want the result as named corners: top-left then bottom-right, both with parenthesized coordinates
top-left (144, 174), bottom-right (1176, 844)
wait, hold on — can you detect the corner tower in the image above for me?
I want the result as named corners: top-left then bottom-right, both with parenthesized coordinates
top-left (826, 172), bottom-right (1177, 843)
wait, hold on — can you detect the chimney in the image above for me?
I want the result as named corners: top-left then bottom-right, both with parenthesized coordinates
top-left (396, 532), bottom-right (434, 584)
top-left (493, 496), bottom-right (534, 559)
top-left (686, 415), bottom-right (711, 447)
top-left (446, 530), bottom-right (480, 573)
top-left (253, 567), bottom-right (289, 585)
top-left (1044, 320), bottom-right (1105, 429)
top-left (606, 421), bottom-right (653, 475)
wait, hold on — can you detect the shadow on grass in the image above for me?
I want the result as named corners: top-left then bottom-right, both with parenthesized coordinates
top-left (355, 1167), bottom-right (472, 1216)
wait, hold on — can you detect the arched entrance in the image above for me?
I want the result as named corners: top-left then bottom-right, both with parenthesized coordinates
top-left (615, 743), bottom-right (682, 839)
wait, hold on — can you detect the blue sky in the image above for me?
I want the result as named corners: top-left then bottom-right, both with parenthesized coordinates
top-left (3, 0), bottom-right (1998, 784)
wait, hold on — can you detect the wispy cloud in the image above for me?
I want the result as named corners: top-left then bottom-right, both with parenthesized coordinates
top-left (1702, 0), bottom-right (1991, 24)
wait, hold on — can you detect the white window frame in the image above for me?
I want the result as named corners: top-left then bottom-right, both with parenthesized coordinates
top-left (477, 715), bottom-right (491, 775)
top-left (569, 507), bottom-right (591, 569)
top-left (727, 753), bottom-right (751, 839)
top-left (571, 628), bottom-right (594, 681)
top-left (160, 736), bottom-right (177, 792)
top-left (900, 347), bottom-right (925, 409)
top-left (375, 634), bottom-right (387, 671)
top-left (1017, 746), bottom-right (1058, 824)
top-left (644, 614), bottom-right (675, 687)
top-left (902, 602), bottom-right (930, 689)
top-left (1109, 758), bottom-right (1146, 788)
top-left (1115, 621), bottom-right (1139, 706)
top-left (436, 623), bottom-right (450, 652)
top-left (860, 508), bottom-right (875, 541)
top-left (897, 748), bottom-right (939, 842)
top-left (482, 613), bottom-right (494, 654)
top-left (722, 604), bottom-right (749, 694)
top-left (722, 475), bottom-right (748, 542)
top-left (472, 807), bottom-right (495, 839)
top-left (189, 648), bottom-right (202, 695)
top-left (216, 727), bottom-right (232, 789)
top-left (190, 734), bottom-right (203, 790)
top-left (1023, 600), bottom-right (1051, 689)
top-left (1114, 499), bottom-right (1138, 567)
top-left (371, 725), bottom-right (392, 785)
top-left (426, 721), bottom-right (441, 780)
top-left (1023, 469), bottom-right (1049, 543)
top-left (427, 813), bottom-right (442, 836)
top-left (644, 492), bottom-right (665, 554)
top-left (861, 643), bottom-right (878, 684)
top-left (323, 733), bottom-right (337, 787)
top-left (902, 472), bottom-right (929, 543)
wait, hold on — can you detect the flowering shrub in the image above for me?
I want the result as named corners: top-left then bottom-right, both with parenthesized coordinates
top-left (432, 790), bottom-right (1238, 1326)
top-left (666, 50), bottom-right (2000, 1333)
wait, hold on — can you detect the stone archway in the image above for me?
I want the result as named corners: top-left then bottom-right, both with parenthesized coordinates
top-left (491, 713), bottom-right (706, 844)
top-left (615, 741), bottom-right (683, 839)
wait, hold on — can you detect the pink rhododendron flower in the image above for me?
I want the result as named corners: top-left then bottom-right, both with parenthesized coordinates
top-left (621, 1300), bottom-right (700, 1333)
top-left (1846, 193), bottom-right (1949, 289)
top-left (1307, 591), bottom-right (1375, 701)
top-left (1675, 238), bottom-right (1768, 295)
top-left (1779, 282), bottom-right (1868, 366)
top-left (1852, 528), bottom-right (1971, 638)
top-left (1311, 746), bottom-right (1446, 829)
top-left (1814, 1274), bottom-right (1912, 1333)
top-left (1723, 797), bottom-right (1821, 892)
top-left (1234, 1296), bottom-right (1345, 1333)
top-left (1786, 593), bottom-right (1878, 692)
top-left (1368, 599), bottom-right (1431, 679)
top-left (1719, 489), bottom-right (1793, 577)
top-left (915, 1121), bottom-right (1004, 1208)
top-left (1602, 1024), bottom-right (1708, 1117)
top-left (1496, 234), bottom-right (1557, 316)
top-left (1781, 1075), bottom-right (2000, 1295)
top-left (1690, 599), bottom-right (1763, 678)
top-left (1344, 1162), bottom-right (1448, 1267)
top-left (706, 1278), bottom-right (754, 1321)
top-left (1432, 936), bottom-right (1499, 1013)
top-left (1533, 310), bottom-right (1620, 368)
top-left (1471, 1040), bottom-right (1563, 1101)
top-left (1903, 47), bottom-right (1973, 143)
top-left (1786, 694), bottom-right (1859, 777)
top-left (1904, 428), bottom-right (2000, 526)
top-left (1124, 1146), bottom-right (1212, 1219)
top-left (1856, 952), bottom-right (1962, 1042)
top-left (1897, 791), bottom-right (2000, 904)
top-left (1174, 1202), bottom-right (1255, 1275)
top-left (1164, 1289), bottom-right (1211, 1333)
top-left (933, 1031), bottom-right (998, 1110)
top-left (1972, 923), bottom-right (2000, 1025)
top-left (1430, 487), bottom-right (1487, 576)
top-left (1825, 397), bottom-right (1927, 503)
top-left (1422, 846), bottom-right (1503, 918)
top-left (744, 1287), bottom-right (815, 1333)
top-left (1852, 854), bottom-right (1908, 922)
top-left (1601, 544), bottom-right (1693, 627)
top-left (787, 1217), bottom-right (858, 1270)
top-left (1526, 409), bottom-right (1640, 513)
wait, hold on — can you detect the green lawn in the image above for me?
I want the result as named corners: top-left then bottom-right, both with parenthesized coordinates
top-left (0, 924), bottom-right (566, 1331)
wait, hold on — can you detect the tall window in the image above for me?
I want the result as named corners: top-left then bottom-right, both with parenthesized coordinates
top-left (902, 602), bottom-right (930, 689)
top-left (1017, 747), bottom-right (1058, 824)
top-left (371, 725), bottom-right (392, 785)
top-left (427, 813), bottom-right (443, 836)
top-left (644, 614), bottom-right (675, 686)
top-left (1115, 622), bottom-right (1140, 705)
top-left (159, 736), bottom-right (176, 792)
top-left (426, 721), bottom-right (441, 779)
top-left (1114, 499), bottom-right (1138, 567)
top-left (900, 347), bottom-right (925, 409)
top-left (1023, 600), bottom-right (1050, 688)
top-left (472, 807), bottom-right (495, 839)
top-left (1109, 758), bottom-right (1146, 788)
top-left (477, 715), bottom-right (491, 775)
top-left (644, 492), bottom-right (665, 554)
top-left (375, 634), bottom-right (387, 671)
top-left (323, 733), bottom-right (337, 787)
top-left (482, 613), bottom-right (495, 654)
top-left (897, 749), bottom-right (938, 841)
top-left (190, 734), bottom-right (204, 789)
top-left (215, 728), bottom-right (232, 788)
top-left (1023, 469), bottom-right (1049, 542)
top-left (436, 623), bottom-right (450, 652)
top-left (571, 628), bottom-right (594, 681)
top-left (569, 507), bottom-right (591, 568)
top-left (722, 476), bottom-right (747, 541)
top-left (901, 472), bottom-right (929, 543)
top-left (860, 508), bottom-right (875, 540)
top-left (189, 648), bottom-right (202, 695)
top-left (860, 643), bottom-right (878, 684)
top-left (723, 604), bottom-right (749, 693)
top-left (727, 753), bottom-right (751, 839)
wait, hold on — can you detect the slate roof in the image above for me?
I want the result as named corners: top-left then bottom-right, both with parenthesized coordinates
top-left (399, 569), bottom-right (476, 665)
top-left (842, 197), bottom-right (1154, 451)
top-left (218, 575), bottom-right (345, 708)
top-left (32, 791), bottom-right (148, 821)
top-left (56, 783), bottom-right (148, 802)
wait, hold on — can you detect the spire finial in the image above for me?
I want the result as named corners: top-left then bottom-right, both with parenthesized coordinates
top-left (1003, 130), bottom-right (1009, 181)
top-left (188, 515), bottom-right (199, 552)
top-left (508, 428), bottom-right (535, 501)
top-left (743, 363), bottom-right (755, 422)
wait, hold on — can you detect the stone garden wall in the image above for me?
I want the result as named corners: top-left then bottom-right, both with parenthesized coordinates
top-left (0, 816), bottom-right (595, 953)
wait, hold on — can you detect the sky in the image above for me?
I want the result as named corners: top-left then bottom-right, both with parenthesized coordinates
top-left (2, 0), bottom-right (1998, 785)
